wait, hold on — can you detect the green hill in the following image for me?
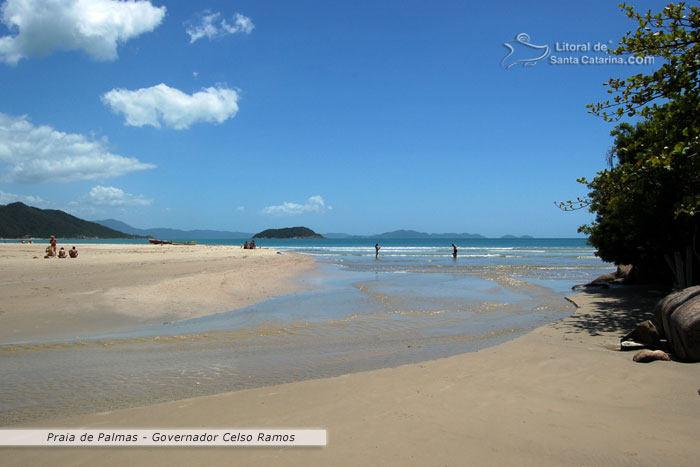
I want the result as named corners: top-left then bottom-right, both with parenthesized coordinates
top-left (253, 226), bottom-right (325, 239)
top-left (0, 202), bottom-right (139, 239)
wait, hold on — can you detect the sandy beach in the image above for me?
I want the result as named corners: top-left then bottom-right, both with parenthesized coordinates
top-left (2, 244), bottom-right (699, 466)
top-left (0, 243), bottom-right (316, 343)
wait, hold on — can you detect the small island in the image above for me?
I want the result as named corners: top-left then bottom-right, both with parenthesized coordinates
top-left (252, 226), bottom-right (325, 239)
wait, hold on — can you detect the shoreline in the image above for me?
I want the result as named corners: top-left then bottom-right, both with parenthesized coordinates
top-left (1, 241), bottom-right (590, 429)
top-left (0, 243), bottom-right (317, 343)
top-left (4, 286), bottom-right (699, 465)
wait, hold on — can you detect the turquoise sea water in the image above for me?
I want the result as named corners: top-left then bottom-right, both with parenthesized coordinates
top-left (37, 236), bottom-right (606, 292)
top-left (0, 237), bottom-right (611, 425)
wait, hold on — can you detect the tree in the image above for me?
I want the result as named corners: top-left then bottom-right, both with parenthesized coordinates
top-left (569, 2), bottom-right (700, 287)
top-left (588, 2), bottom-right (700, 122)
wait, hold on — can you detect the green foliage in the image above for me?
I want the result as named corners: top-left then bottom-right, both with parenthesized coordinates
top-left (587, 2), bottom-right (700, 121)
top-left (579, 105), bottom-right (699, 273)
top-left (0, 202), bottom-right (139, 238)
top-left (576, 2), bottom-right (700, 284)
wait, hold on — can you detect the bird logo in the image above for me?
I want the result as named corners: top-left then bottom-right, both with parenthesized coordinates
top-left (501, 33), bottom-right (550, 68)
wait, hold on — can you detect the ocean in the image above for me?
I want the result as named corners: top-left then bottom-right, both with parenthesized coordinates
top-left (0, 237), bottom-right (611, 425)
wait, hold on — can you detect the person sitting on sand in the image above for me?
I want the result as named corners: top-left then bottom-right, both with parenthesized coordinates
top-left (58, 247), bottom-right (67, 258)
top-left (44, 245), bottom-right (55, 258)
top-left (243, 241), bottom-right (249, 249)
top-left (69, 246), bottom-right (78, 258)
top-left (250, 240), bottom-right (256, 249)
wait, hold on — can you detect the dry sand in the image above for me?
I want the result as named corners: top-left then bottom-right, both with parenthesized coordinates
top-left (0, 243), bottom-right (316, 343)
top-left (1, 244), bottom-right (699, 466)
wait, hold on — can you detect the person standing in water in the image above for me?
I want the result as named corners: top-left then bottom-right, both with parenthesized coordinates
top-left (452, 243), bottom-right (458, 258)
top-left (375, 243), bottom-right (380, 259)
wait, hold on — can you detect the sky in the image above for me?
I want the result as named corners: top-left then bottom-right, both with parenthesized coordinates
top-left (0, 0), bottom-right (666, 237)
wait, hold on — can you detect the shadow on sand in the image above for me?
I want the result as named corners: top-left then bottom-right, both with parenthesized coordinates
top-left (560, 285), bottom-right (670, 337)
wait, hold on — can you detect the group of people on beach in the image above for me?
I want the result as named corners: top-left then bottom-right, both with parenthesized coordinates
top-left (44, 235), bottom-right (78, 259)
top-left (242, 240), bottom-right (257, 249)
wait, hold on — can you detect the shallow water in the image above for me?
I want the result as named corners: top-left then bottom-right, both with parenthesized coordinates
top-left (0, 239), bottom-right (611, 425)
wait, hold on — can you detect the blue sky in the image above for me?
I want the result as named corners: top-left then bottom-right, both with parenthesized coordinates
top-left (0, 0), bottom-right (664, 237)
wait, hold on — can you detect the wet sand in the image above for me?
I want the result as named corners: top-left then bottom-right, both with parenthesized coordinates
top-left (4, 285), bottom-right (699, 466)
top-left (0, 243), bottom-right (316, 343)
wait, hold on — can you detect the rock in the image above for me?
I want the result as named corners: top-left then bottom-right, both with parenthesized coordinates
top-left (654, 286), bottom-right (700, 339)
top-left (616, 264), bottom-right (633, 278)
top-left (616, 264), bottom-right (641, 284)
top-left (620, 340), bottom-right (646, 351)
top-left (592, 272), bottom-right (617, 283)
top-left (571, 274), bottom-right (613, 290)
top-left (620, 320), bottom-right (660, 349)
top-left (654, 286), bottom-right (700, 362)
top-left (632, 349), bottom-right (671, 363)
top-left (572, 282), bottom-right (609, 291)
top-left (571, 267), bottom-right (634, 291)
top-left (668, 296), bottom-right (700, 362)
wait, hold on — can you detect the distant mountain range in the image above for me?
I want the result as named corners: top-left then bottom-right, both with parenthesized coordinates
top-left (94, 222), bottom-right (533, 240)
top-left (94, 219), bottom-right (252, 240)
top-left (0, 203), bottom-right (138, 239)
top-left (325, 230), bottom-right (497, 239)
top-left (371, 229), bottom-right (487, 239)
top-left (0, 206), bottom-right (534, 240)
top-left (326, 231), bottom-right (533, 239)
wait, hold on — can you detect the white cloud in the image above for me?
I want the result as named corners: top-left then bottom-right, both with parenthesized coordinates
top-left (0, 113), bottom-right (155, 183)
top-left (0, 0), bottom-right (166, 64)
top-left (186, 11), bottom-right (254, 43)
top-left (102, 83), bottom-right (240, 130)
top-left (0, 189), bottom-right (46, 206)
top-left (79, 185), bottom-right (152, 206)
top-left (262, 195), bottom-right (332, 216)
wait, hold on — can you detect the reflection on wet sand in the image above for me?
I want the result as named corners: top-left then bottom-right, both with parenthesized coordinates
top-left (1, 263), bottom-right (577, 426)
